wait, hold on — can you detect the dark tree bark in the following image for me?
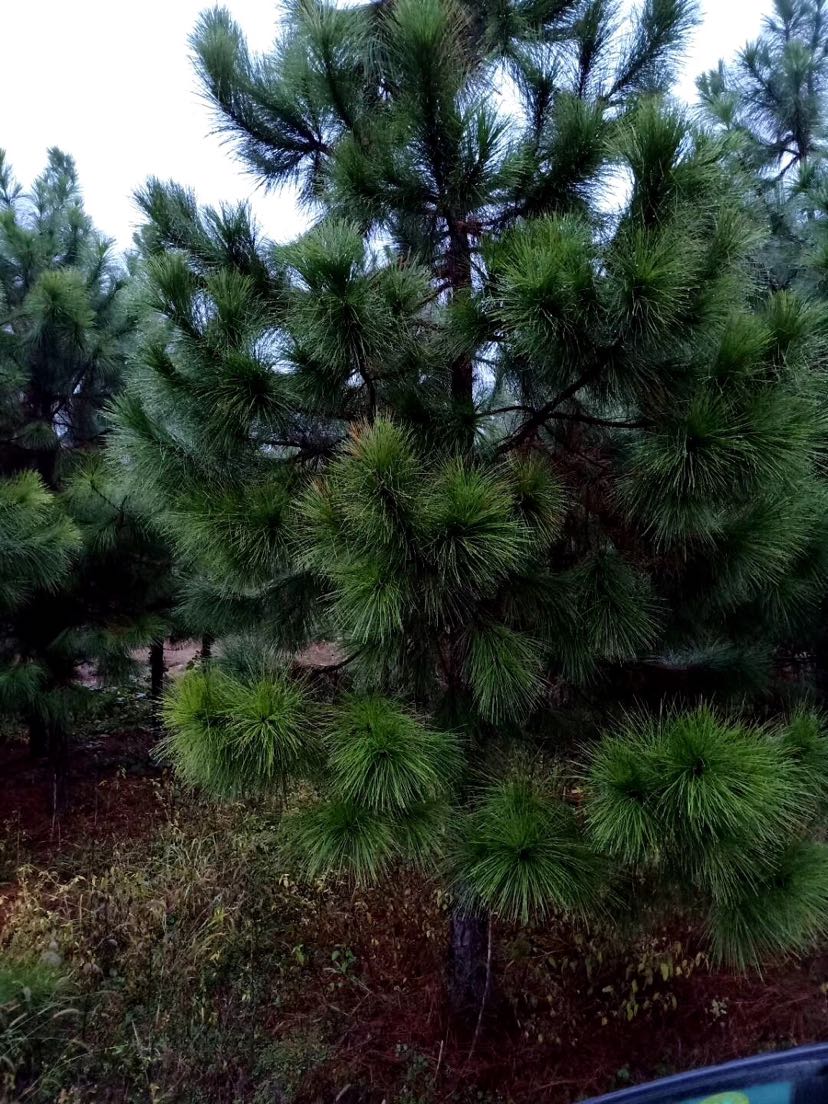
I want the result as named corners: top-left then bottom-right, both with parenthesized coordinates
top-left (446, 222), bottom-right (475, 450)
top-left (448, 907), bottom-right (489, 1020)
top-left (150, 640), bottom-right (166, 706)
top-left (47, 719), bottom-right (70, 816)
top-left (28, 713), bottom-right (48, 759)
top-left (150, 635), bottom-right (166, 728)
top-left (200, 633), bottom-right (214, 661)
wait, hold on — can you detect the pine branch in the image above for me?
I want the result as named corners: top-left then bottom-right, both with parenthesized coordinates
top-left (480, 405), bottom-right (645, 431)
top-left (494, 370), bottom-right (597, 454)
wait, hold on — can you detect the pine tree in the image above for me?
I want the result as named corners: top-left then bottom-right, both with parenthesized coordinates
top-left (699, 0), bottom-right (828, 688)
top-left (0, 150), bottom-right (175, 798)
top-left (113, 0), bottom-right (828, 1000)
top-left (698, 0), bottom-right (828, 289)
top-left (699, 0), bottom-right (828, 179)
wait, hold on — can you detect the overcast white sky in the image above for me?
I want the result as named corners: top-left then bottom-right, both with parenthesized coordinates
top-left (0, 0), bottom-right (772, 251)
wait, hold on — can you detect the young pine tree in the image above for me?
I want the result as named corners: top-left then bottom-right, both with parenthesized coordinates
top-left (0, 151), bottom-right (175, 798)
top-left (113, 0), bottom-right (828, 1001)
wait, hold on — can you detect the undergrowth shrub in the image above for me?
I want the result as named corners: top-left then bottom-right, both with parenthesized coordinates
top-left (0, 778), bottom-right (820, 1103)
top-left (1, 791), bottom-right (304, 1102)
top-left (0, 960), bottom-right (76, 1102)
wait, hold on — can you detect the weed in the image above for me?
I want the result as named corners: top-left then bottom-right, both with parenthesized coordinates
top-left (0, 959), bottom-right (78, 1101)
top-left (252, 1029), bottom-right (330, 1104)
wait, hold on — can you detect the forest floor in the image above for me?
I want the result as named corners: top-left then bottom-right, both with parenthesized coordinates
top-left (2, 679), bottom-right (828, 1103)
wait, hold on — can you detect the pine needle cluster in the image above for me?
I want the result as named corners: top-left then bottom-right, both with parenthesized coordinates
top-left (587, 706), bottom-right (828, 965)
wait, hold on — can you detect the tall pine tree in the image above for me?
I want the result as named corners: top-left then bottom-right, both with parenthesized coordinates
top-left (0, 150), bottom-right (174, 799)
top-left (699, 0), bottom-right (828, 685)
top-left (113, 0), bottom-right (828, 999)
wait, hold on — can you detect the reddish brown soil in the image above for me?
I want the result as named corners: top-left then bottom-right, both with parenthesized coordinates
top-left (268, 884), bottom-right (828, 1103)
top-left (2, 638), bottom-right (198, 864)
top-left (2, 727), bottom-right (828, 1103)
top-left (0, 727), bottom-right (162, 869)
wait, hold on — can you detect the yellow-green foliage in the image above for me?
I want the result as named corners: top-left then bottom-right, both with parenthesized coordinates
top-left (1, 786), bottom-right (312, 1102)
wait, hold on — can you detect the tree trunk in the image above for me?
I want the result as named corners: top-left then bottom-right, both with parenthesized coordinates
top-left (448, 907), bottom-right (490, 1021)
top-left (48, 719), bottom-right (70, 816)
top-left (200, 633), bottom-right (214, 661)
top-left (149, 640), bottom-right (166, 722)
top-left (445, 220), bottom-right (475, 450)
top-left (28, 714), bottom-right (48, 759)
top-left (28, 713), bottom-right (70, 813)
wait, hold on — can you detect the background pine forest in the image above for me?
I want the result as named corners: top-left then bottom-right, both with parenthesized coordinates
top-left (7, 0), bottom-right (828, 1100)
